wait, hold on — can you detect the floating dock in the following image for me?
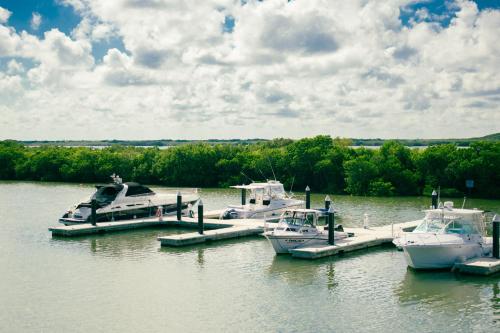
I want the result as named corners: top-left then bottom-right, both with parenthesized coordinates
top-left (289, 220), bottom-right (419, 259)
top-left (158, 225), bottom-right (263, 246)
top-left (452, 256), bottom-right (500, 276)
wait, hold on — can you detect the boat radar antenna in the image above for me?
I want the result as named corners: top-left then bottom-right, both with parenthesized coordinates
top-left (267, 156), bottom-right (277, 181)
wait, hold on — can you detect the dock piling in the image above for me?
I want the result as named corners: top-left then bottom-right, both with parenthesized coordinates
top-left (431, 190), bottom-right (438, 209)
top-left (90, 199), bottom-right (97, 226)
top-left (324, 195), bottom-right (331, 211)
top-left (493, 215), bottom-right (499, 259)
top-left (198, 200), bottom-right (204, 235)
top-left (305, 186), bottom-right (311, 209)
top-left (176, 191), bottom-right (182, 221)
top-left (241, 188), bottom-right (246, 205)
top-left (328, 206), bottom-right (335, 245)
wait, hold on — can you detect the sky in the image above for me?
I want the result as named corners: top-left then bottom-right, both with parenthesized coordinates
top-left (0, 0), bottom-right (499, 140)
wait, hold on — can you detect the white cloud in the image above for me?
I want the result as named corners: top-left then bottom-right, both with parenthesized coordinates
top-left (31, 12), bottom-right (42, 30)
top-left (0, 6), bottom-right (11, 24)
top-left (6, 59), bottom-right (24, 74)
top-left (0, 0), bottom-right (499, 140)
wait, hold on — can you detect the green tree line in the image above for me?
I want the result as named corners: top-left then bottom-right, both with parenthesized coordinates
top-left (1, 136), bottom-right (499, 198)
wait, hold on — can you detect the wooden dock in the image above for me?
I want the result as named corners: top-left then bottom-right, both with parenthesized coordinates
top-left (452, 256), bottom-right (500, 276)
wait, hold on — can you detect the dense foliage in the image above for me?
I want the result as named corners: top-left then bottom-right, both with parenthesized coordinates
top-left (1, 137), bottom-right (499, 198)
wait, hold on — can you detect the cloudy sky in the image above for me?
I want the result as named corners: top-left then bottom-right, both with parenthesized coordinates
top-left (0, 0), bottom-right (499, 140)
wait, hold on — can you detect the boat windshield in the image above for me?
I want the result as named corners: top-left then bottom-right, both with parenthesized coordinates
top-left (414, 212), bottom-right (481, 234)
top-left (92, 185), bottom-right (123, 205)
top-left (278, 211), bottom-right (316, 228)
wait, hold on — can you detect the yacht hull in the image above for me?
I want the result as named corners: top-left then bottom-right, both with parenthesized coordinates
top-left (59, 199), bottom-right (198, 225)
top-left (402, 243), bottom-right (484, 269)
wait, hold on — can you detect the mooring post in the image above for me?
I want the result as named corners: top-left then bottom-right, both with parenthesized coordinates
top-left (198, 200), bottom-right (204, 235)
top-left (328, 206), bottom-right (335, 245)
top-left (305, 186), bottom-right (311, 209)
top-left (493, 215), bottom-right (500, 259)
top-left (324, 195), bottom-right (331, 211)
top-left (431, 190), bottom-right (438, 209)
top-left (176, 191), bottom-right (182, 221)
top-left (241, 188), bottom-right (246, 206)
top-left (90, 199), bottom-right (97, 226)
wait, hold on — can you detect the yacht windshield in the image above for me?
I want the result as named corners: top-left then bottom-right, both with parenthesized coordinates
top-left (92, 185), bottom-right (123, 206)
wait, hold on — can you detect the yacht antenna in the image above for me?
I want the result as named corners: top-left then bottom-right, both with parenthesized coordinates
top-left (267, 157), bottom-right (277, 181)
top-left (289, 176), bottom-right (295, 196)
top-left (437, 186), bottom-right (441, 205)
top-left (461, 196), bottom-right (466, 209)
top-left (257, 168), bottom-right (267, 181)
top-left (240, 172), bottom-right (253, 183)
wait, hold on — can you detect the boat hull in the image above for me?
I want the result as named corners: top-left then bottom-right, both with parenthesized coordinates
top-left (59, 199), bottom-right (198, 225)
top-left (402, 243), bottom-right (484, 269)
top-left (221, 201), bottom-right (303, 220)
top-left (265, 232), bottom-right (347, 254)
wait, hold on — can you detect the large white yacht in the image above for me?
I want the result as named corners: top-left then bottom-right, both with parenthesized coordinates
top-left (220, 180), bottom-right (304, 220)
top-left (59, 175), bottom-right (199, 225)
top-left (264, 209), bottom-right (349, 254)
top-left (394, 201), bottom-right (492, 269)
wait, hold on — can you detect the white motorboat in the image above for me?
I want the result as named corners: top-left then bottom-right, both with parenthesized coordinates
top-left (394, 201), bottom-right (492, 269)
top-left (220, 180), bottom-right (304, 220)
top-left (264, 209), bottom-right (349, 254)
top-left (59, 174), bottom-right (199, 225)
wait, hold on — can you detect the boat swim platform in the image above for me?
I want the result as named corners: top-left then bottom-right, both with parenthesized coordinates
top-left (452, 256), bottom-right (500, 276)
top-left (49, 216), bottom-right (265, 237)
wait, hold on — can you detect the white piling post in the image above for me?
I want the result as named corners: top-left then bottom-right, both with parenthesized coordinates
top-left (157, 206), bottom-right (163, 222)
top-left (363, 213), bottom-right (370, 229)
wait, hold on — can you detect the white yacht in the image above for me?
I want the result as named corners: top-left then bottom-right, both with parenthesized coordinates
top-left (59, 175), bottom-right (199, 225)
top-left (264, 209), bottom-right (349, 254)
top-left (220, 180), bottom-right (304, 220)
top-left (394, 202), bottom-right (492, 269)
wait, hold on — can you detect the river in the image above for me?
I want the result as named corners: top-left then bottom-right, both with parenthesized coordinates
top-left (0, 182), bottom-right (499, 332)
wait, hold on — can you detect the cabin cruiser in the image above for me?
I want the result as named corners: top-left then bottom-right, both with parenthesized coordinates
top-left (264, 209), bottom-right (349, 254)
top-left (220, 180), bottom-right (304, 220)
top-left (393, 202), bottom-right (492, 269)
top-left (59, 175), bottom-right (199, 225)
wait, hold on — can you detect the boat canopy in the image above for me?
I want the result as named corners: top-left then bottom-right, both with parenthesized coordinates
top-left (413, 208), bottom-right (484, 235)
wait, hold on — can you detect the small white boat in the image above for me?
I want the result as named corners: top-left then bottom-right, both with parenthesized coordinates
top-left (394, 201), bottom-right (492, 269)
top-left (59, 174), bottom-right (199, 225)
top-left (264, 209), bottom-right (349, 254)
top-left (220, 180), bottom-right (304, 220)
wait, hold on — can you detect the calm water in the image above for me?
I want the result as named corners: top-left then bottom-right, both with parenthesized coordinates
top-left (0, 182), bottom-right (499, 333)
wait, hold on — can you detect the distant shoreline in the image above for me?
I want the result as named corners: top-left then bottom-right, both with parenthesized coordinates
top-left (8, 132), bottom-right (500, 147)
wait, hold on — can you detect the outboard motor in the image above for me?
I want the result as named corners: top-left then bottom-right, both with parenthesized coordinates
top-left (221, 209), bottom-right (240, 220)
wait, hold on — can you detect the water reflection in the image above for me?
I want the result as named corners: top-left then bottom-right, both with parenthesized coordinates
top-left (395, 270), bottom-right (498, 316)
top-left (268, 255), bottom-right (321, 285)
top-left (492, 281), bottom-right (500, 323)
top-left (50, 227), bottom-right (186, 259)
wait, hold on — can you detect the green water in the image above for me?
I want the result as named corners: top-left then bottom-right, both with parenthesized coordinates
top-left (0, 182), bottom-right (499, 332)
